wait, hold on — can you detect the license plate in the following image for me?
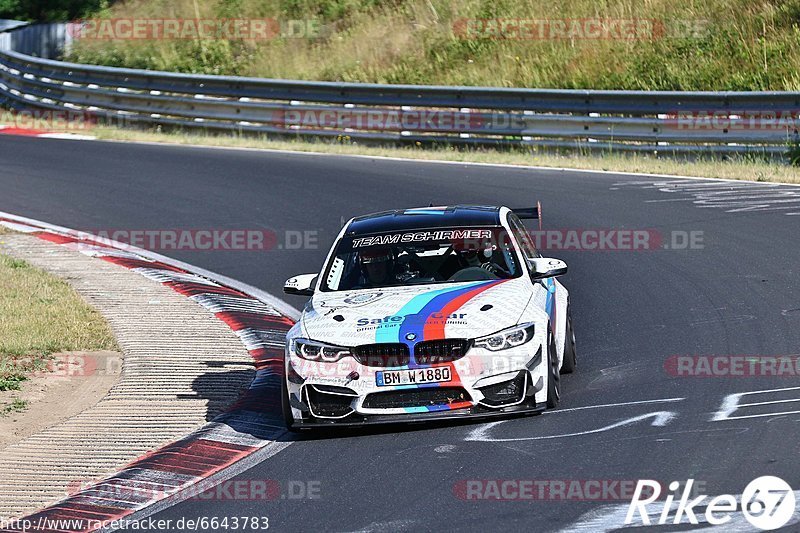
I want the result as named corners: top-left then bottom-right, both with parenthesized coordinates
top-left (376, 367), bottom-right (452, 387)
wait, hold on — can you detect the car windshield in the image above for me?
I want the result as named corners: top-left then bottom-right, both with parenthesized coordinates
top-left (321, 226), bottom-right (522, 291)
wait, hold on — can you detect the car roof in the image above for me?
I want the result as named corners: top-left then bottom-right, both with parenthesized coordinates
top-left (346, 205), bottom-right (504, 236)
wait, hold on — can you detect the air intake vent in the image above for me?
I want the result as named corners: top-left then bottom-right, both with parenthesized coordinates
top-left (414, 339), bottom-right (471, 364)
top-left (305, 385), bottom-right (356, 418)
top-left (362, 387), bottom-right (470, 409)
top-left (351, 343), bottom-right (410, 367)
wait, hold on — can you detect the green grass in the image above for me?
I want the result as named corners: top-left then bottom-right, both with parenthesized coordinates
top-left (0, 397), bottom-right (28, 416)
top-left (0, 253), bottom-right (118, 391)
top-left (64, 0), bottom-right (800, 90)
top-left (0, 375), bottom-right (25, 391)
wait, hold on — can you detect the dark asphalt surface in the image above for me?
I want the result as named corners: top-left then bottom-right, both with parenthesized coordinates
top-left (1, 136), bottom-right (799, 532)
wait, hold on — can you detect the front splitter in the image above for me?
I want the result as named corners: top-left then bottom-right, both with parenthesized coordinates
top-left (291, 402), bottom-right (545, 429)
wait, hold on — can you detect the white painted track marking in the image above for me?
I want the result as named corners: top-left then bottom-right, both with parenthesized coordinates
top-left (713, 386), bottom-right (800, 421)
top-left (466, 398), bottom-right (685, 442)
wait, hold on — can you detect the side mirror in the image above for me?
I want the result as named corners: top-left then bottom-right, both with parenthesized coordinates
top-left (529, 257), bottom-right (568, 280)
top-left (284, 274), bottom-right (318, 296)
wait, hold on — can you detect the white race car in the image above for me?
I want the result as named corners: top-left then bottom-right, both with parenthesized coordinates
top-left (281, 205), bottom-right (576, 428)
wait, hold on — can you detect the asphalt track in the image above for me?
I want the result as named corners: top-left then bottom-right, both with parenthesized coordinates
top-left (2, 135), bottom-right (800, 532)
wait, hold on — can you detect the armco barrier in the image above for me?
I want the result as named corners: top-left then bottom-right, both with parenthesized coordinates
top-left (0, 21), bottom-right (797, 156)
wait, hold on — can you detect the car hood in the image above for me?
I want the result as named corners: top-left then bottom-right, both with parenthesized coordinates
top-left (300, 278), bottom-right (533, 346)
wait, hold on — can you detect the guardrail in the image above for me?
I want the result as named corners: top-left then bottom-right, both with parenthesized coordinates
top-left (0, 22), bottom-right (797, 157)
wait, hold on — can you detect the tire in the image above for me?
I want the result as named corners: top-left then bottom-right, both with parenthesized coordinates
top-left (560, 308), bottom-right (577, 374)
top-left (546, 327), bottom-right (561, 409)
top-left (281, 372), bottom-right (295, 431)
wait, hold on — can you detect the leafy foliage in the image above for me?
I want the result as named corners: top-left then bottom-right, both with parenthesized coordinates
top-left (0, 0), bottom-right (107, 21)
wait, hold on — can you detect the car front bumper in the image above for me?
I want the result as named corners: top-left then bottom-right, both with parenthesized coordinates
top-left (284, 337), bottom-right (549, 427)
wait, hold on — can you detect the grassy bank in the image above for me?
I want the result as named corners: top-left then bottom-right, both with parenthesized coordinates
top-left (89, 126), bottom-right (800, 184)
top-left (65, 0), bottom-right (800, 90)
top-left (0, 248), bottom-right (117, 412)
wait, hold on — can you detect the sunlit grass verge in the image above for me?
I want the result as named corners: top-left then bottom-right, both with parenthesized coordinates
top-left (0, 253), bottom-right (118, 405)
top-left (91, 126), bottom-right (800, 185)
top-left (65, 0), bottom-right (800, 92)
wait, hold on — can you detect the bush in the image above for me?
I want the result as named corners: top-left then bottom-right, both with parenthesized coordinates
top-left (0, 0), bottom-right (107, 22)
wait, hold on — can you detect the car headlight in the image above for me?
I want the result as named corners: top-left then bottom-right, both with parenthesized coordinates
top-left (292, 339), bottom-right (351, 362)
top-left (474, 323), bottom-right (536, 351)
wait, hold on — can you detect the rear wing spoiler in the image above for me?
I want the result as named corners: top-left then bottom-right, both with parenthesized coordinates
top-left (511, 201), bottom-right (543, 230)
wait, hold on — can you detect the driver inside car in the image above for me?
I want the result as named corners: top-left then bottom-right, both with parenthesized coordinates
top-left (357, 247), bottom-right (397, 287)
top-left (457, 242), bottom-right (512, 278)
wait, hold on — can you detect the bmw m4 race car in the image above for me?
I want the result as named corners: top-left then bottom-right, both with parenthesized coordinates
top-left (281, 205), bottom-right (576, 428)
